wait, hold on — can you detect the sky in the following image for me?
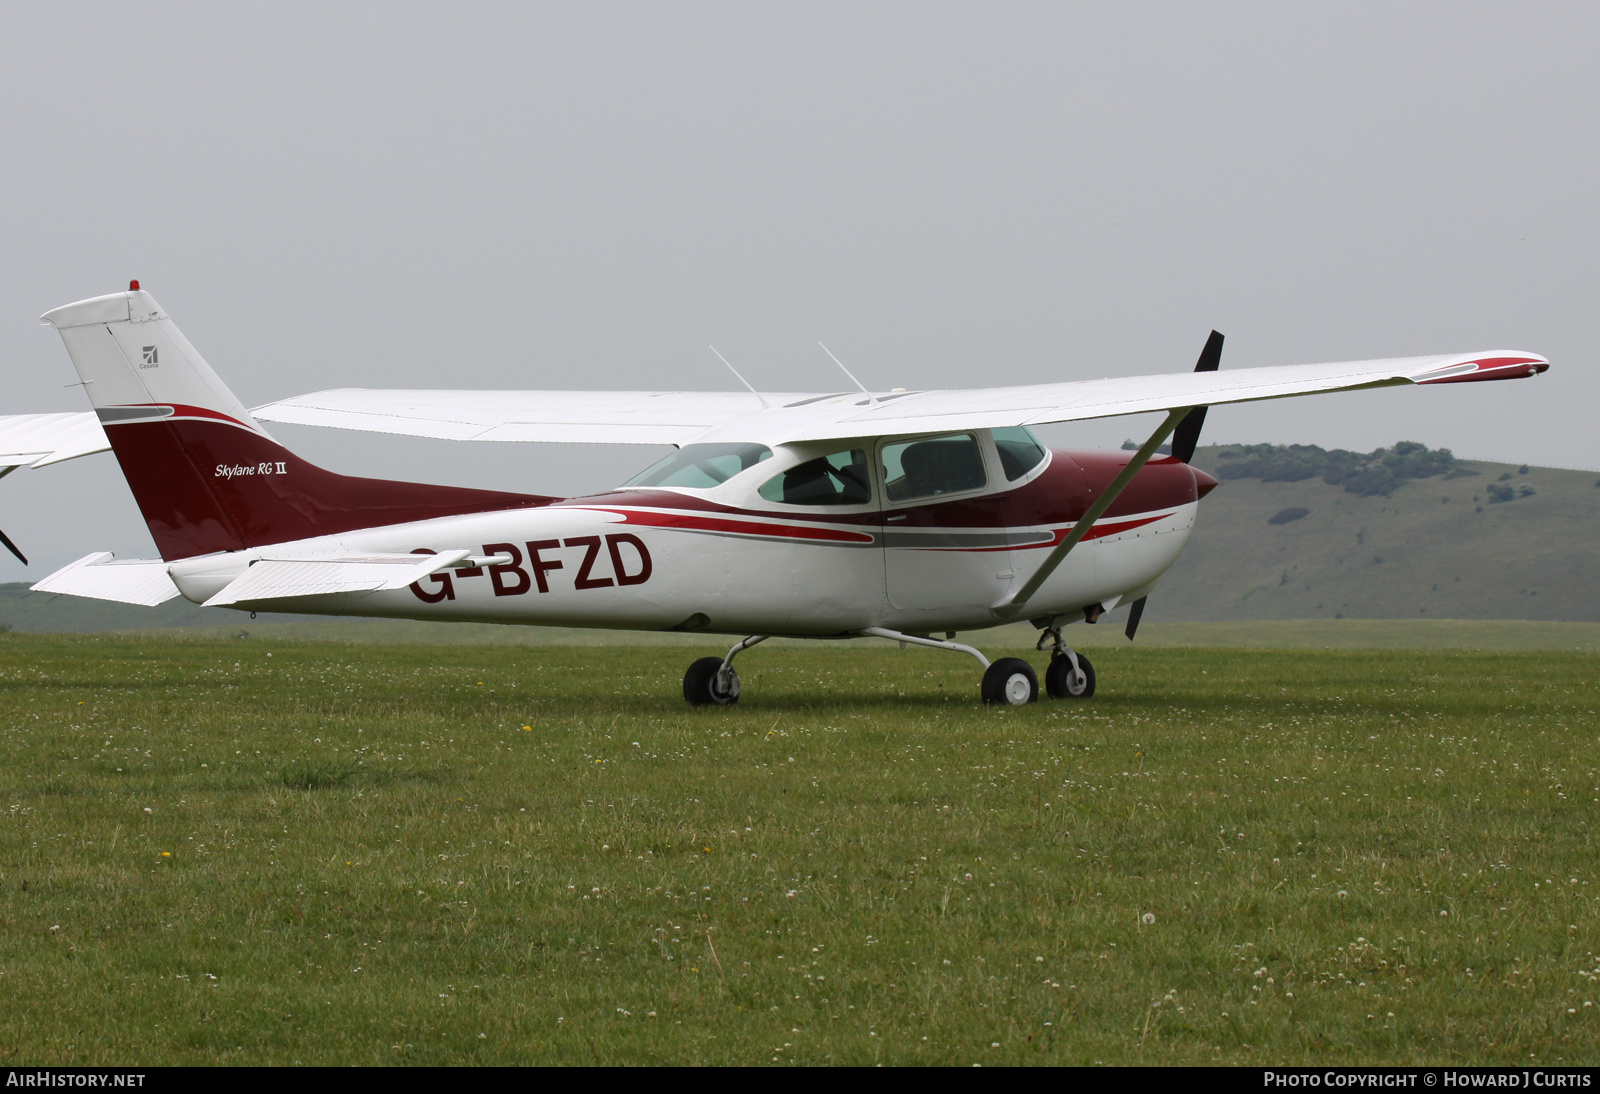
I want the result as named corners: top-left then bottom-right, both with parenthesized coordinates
top-left (0, 2), bottom-right (1593, 578)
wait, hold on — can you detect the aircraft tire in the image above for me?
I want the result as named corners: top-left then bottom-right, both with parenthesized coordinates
top-left (683, 656), bottom-right (740, 706)
top-left (1045, 652), bottom-right (1096, 699)
top-left (981, 657), bottom-right (1038, 706)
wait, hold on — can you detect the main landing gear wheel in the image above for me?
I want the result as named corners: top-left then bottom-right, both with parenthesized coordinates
top-left (683, 656), bottom-right (740, 706)
top-left (1046, 651), bottom-right (1096, 699)
top-left (981, 657), bottom-right (1038, 706)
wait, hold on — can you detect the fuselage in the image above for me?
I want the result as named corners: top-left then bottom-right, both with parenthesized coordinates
top-left (165, 441), bottom-right (1217, 637)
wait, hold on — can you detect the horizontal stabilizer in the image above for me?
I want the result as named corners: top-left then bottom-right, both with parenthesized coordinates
top-left (0, 412), bottom-right (109, 468)
top-left (31, 552), bottom-right (181, 606)
top-left (203, 550), bottom-right (470, 607)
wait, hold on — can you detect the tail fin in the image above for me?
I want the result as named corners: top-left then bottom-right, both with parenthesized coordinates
top-left (42, 286), bottom-right (550, 560)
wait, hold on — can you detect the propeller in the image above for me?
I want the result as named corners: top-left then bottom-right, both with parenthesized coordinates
top-left (1169, 330), bottom-right (1223, 464)
top-left (1123, 595), bottom-right (1147, 641)
top-left (1125, 330), bottom-right (1222, 643)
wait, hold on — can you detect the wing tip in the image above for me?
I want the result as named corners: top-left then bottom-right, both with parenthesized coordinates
top-left (1415, 354), bottom-right (1549, 385)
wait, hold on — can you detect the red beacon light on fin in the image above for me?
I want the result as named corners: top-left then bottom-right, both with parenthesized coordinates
top-left (129, 280), bottom-right (139, 291)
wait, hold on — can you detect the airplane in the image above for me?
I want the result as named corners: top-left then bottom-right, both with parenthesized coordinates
top-left (0, 283), bottom-right (1549, 706)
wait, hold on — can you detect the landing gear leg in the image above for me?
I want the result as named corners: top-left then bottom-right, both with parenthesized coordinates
top-left (857, 626), bottom-right (1038, 707)
top-left (683, 635), bottom-right (768, 706)
top-left (1038, 627), bottom-right (1095, 699)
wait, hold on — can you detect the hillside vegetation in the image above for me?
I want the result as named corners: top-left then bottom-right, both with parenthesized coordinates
top-left (1148, 446), bottom-right (1600, 623)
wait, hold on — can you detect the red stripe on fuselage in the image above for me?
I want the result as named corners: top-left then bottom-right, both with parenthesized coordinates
top-left (570, 507), bottom-right (1170, 550)
top-left (584, 507), bottom-right (876, 544)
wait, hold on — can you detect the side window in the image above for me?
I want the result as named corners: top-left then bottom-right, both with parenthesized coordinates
top-left (881, 433), bottom-right (987, 503)
top-left (758, 449), bottom-right (872, 506)
top-left (993, 426), bottom-right (1047, 481)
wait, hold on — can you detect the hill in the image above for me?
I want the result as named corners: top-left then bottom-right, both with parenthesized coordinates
top-left (1150, 446), bottom-right (1600, 622)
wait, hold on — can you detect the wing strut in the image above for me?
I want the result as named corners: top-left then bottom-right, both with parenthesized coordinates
top-left (0, 466), bottom-right (25, 565)
top-left (1000, 406), bottom-right (1193, 616)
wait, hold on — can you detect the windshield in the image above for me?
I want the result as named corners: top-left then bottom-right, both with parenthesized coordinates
top-left (621, 443), bottom-right (773, 489)
top-left (993, 426), bottom-right (1047, 480)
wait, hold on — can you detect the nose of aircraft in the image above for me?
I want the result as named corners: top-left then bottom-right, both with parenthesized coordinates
top-left (1191, 465), bottom-right (1219, 499)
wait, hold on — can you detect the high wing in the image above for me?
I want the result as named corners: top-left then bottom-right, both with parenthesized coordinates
top-left (251, 351), bottom-right (1548, 447)
top-left (0, 350), bottom-right (1549, 475)
top-left (782, 351), bottom-right (1549, 442)
top-left (250, 389), bottom-right (818, 446)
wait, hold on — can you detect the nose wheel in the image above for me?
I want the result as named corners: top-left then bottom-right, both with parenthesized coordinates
top-left (1036, 626), bottom-right (1095, 699)
top-left (1045, 650), bottom-right (1095, 698)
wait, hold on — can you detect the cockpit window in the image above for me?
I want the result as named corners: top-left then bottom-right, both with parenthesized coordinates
top-left (882, 433), bottom-right (987, 502)
top-left (622, 443), bottom-right (772, 489)
top-left (993, 426), bottom-right (1047, 481)
top-left (758, 449), bottom-right (872, 506)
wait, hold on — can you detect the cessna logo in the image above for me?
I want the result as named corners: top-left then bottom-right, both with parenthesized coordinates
top-left (140, 346), bottom-right (158, 368)
top-left (409, 536), bottom-right (653, 603)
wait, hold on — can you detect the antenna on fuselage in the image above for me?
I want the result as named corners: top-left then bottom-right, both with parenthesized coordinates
top-left (709, 345), bottom-right (771, 410)
top-left (817, 342), bottom-right (875, 405)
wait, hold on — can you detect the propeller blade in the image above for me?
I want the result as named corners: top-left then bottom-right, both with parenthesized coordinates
top-left (1124, 595), bottom-right (1147, 641)
top-left (1192, 329), bottom-right (1225, 374)
top-left (1169, 330), bottom-right (1224, 464)
top-left (0, 527), bottom-right (26, 566)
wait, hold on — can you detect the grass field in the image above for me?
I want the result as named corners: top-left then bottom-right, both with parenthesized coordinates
top-left (4, 633), bottom-right (1600, 1065)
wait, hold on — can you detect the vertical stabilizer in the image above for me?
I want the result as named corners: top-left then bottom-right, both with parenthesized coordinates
top-left (42, 287), bottom-right (551, 560)
top-left (43, 289), bottom-right (263, 432)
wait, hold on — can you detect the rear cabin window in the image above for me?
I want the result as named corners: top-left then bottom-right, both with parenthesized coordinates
top-left (758, 449), bottom-right (872, 506)
top-left (881, 433), bottom-right (987, 503)
top-left (622, 443), bottom-right (772, 489)
top-left (992, 426), bottom-right (1047, 481)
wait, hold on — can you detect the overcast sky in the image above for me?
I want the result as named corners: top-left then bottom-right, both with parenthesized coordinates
top-left (0, 2), bottom-right (1593, 577)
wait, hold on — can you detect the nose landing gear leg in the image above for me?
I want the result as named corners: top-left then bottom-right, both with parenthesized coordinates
top-left (1038, 627), bottom-right (1095, 699)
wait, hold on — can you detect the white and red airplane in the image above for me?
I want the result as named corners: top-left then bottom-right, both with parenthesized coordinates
top-left (0, 284), bottom-right (1549, 705)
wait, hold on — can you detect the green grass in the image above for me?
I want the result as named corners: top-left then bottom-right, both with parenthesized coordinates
top-left (3, 633), bottom-right (1600, 1065)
